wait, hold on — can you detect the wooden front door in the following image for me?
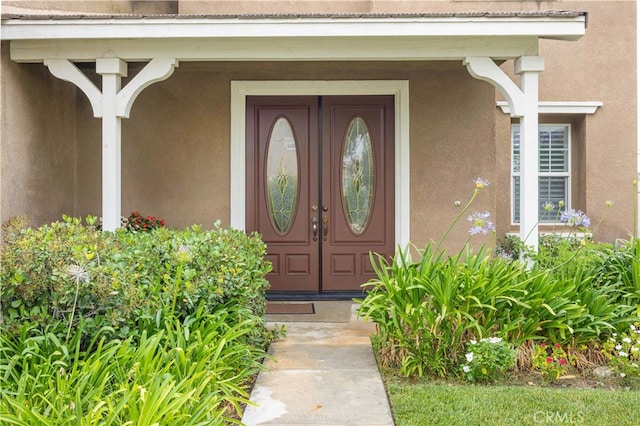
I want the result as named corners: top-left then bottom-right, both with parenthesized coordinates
top-left (246, 96), bottom-right (394, 293)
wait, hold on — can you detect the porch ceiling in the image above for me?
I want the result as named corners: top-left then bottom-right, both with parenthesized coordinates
top-left (2, 11), bottom-right (587, 63)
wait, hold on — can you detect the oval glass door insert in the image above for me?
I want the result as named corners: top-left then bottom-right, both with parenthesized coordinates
top-left (266, 117), bottom-right (298, 235)
top-left (342, 116), bottom-right (374, 235)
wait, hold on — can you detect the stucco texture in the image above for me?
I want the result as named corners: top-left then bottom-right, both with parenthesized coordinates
top-left (497, 1), bottom-right (637, 241)
top-left (72, 61), bottom-right (496, 252)
top-left (0, 42), bottom-right (77, 229)
top-left (0, 0), bottom-right (636, 248)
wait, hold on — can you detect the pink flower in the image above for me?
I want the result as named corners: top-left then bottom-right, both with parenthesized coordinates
top-left (559, 359), bottom-right (567, 365)
top-left (540, 343), bottom-right (547, 348)
top-left (554, 343), bottom-right (561, 349)
top-left (546, 357), bottom-right (553, 363)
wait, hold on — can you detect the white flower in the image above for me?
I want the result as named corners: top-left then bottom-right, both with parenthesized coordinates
top-left (615, 344), bottom-right (623, 350)
top-left (632, 363), bottom-right (638, 368)
top-left (631, 324), bottom-right (637, 331)
top-left (619, 351), bottom-right (628, 357)
top-left (66, 264), bottom-right (89, 283)
top-left (631, 347), bottom-right (639, 352)
top-left (488, 337), bottom-right (502, 344)
top-left (613, 333), bottom-right (618, 337)
top-left (623, 337), bottom-right (632, 343)
top-left (465, 352), bottom-right (474, 363)
top-left (463, 365), bottom-right (471, 373)
top-left (470, 340), bottom-right (477, 345)
top-left (620, 373), bottom-right (626, 378)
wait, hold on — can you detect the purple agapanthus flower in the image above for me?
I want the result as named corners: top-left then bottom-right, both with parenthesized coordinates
top-left (467, 211), bottom-right (495, 235)
top-left (560, 209), bottom-right (591, 228)
top-left (473, 177), bottom-right (490, 189)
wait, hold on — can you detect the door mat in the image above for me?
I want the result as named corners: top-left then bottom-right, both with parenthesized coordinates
top-left (266, 302), bottom-right (315, 315)
top-left (265, 301), bottom-right (353, 323)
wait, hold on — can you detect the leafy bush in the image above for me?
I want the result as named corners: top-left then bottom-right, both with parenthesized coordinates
top-left (358, 243), bottom-right (530, 377)
top-left (532, 342), bottom-right (572, 381)
top-left (123, 210), bottom-right (165, 232)
top-left (358, 178), bottom-right (639, 378)
top-left (0, 215), bottom-right (275, 423)
top-left (602, 322), bottom-right (640, 379)
top-left (461, 337), bottom-right (516, 383)
top-left (0, 216), bottom-right (272, 349)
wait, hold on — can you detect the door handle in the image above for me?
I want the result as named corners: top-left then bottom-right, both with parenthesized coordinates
top-left (322, 216), bottom-right (329, 241)
top-left (312, 216), bottom-right (318, 241)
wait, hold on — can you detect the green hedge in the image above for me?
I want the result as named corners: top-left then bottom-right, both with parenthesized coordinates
top-left (1, 217), bottom-right (272, 349)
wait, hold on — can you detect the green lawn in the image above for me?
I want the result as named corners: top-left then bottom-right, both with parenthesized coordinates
top-left (387, 380), bottom-right (640, 426)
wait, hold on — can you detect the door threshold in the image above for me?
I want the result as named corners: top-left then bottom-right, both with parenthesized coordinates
top-left (266, 291), bottom-right (366, 301)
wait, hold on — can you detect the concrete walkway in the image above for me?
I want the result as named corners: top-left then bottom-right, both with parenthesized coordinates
top-left (242, 305), bottom-right (395, 426)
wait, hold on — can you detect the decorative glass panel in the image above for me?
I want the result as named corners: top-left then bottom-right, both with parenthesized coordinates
top-left (266, 117), bottom-right (298, 235)
top-left (342, 117), bottom-right (374, 235)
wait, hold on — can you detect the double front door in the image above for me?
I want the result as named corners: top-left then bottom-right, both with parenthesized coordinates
top-left (246, 96), bottom-right (394, 292)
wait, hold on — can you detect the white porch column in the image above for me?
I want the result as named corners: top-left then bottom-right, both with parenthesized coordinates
top-left (515, 57), bottom-right (544, 252)
top-left (96, 58), bottom-right (127, 231)
top-left (464, 56), bottom-right (544, 252)
top-left (45, 57), bottom-right (179, 231)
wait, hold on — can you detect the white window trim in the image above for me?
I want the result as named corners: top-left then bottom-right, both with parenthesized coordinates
top-left (497, 101), bottom-right (602, 115)
top-left (511, 123), bottom-right (572, 226)
top-left (229, 80), bottom-right (410, 248)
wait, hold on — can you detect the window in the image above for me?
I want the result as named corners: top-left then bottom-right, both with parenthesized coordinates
top-left (512, 124), bottom-right (570, 223)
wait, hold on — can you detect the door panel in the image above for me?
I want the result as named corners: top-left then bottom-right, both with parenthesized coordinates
top-left (246, 96), bottom-right (319, 292)
top-left (321, 96), bottom-right (395, 291)
top-left (246, 95), bottom-right (394, 293)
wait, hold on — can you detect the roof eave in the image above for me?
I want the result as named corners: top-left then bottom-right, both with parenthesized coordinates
top-left (0, 14), bottom-right (587, 42)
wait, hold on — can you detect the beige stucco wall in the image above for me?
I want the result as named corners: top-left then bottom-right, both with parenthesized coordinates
top-left (2, 1), bottom-right (177, 14)
top-left (177, 0), bottom-right (620, 15)
top-left (70, 61), bottom-right (495, 251)
top-left (494, 1), bottom-right (637, 242)
top-left (0, 42), bottom-right (77, 229)
top-left (0, 0), bottom-right (636, 249)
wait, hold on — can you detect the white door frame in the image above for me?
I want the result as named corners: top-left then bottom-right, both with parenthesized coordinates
top-left (230, 80), bottom-right (410, 248)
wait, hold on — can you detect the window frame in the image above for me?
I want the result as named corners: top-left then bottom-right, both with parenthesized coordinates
top-left (511, 123), bottom-right (572, 225)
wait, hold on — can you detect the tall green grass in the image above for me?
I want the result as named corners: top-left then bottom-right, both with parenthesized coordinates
top-left (357, 239), bottom-right (640, 378)
top-left (0, 306), bottom-right (266, 425)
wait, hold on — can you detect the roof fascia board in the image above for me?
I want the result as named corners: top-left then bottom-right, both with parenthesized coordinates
top-left (10, 36), bottom-right (539, 62)
top-left (1, 16), bottom-right (586, 41)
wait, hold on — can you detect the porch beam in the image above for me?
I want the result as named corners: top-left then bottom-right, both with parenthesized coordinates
top-left (11, 37), bottom-right (539, 63)
top-left (464, 56), bottom-right (544, 253)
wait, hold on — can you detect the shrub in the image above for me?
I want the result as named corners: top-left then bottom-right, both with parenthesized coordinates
top-left (0, 217), bottom-right (272, 349)
top-left (123, 210), bottom-right (165, 232)
top-left (532, 342), bottom-right (572, 381)
top-left (358, 178), bottom-right (639, 379)
top-left (460, 337), bottom-right (516, 383)
top-left (602, 323), bottom-right (640, 379)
